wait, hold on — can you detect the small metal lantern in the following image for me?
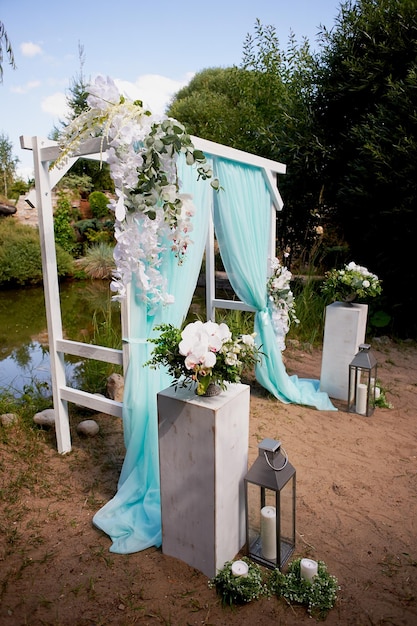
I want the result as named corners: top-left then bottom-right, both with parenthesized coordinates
top-left (348, 343), bottom-right (378, 416)
top-left (244, 438), bottom-right (296, 570)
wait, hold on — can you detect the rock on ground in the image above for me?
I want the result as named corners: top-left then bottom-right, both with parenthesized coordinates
top-left (33, 408), bottom-right (55, 427)
top-left (77, 419), bottom-right (100, 437)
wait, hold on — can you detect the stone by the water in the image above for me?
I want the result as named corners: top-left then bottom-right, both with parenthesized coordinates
top-left (107, 373), bottom-right (124, 402)
top-left (1, 413), bottom-right (19, 427)
top-left (33, 408), bottom-right (55, 427)
top-left (77, 419), bottom-right (99, 437)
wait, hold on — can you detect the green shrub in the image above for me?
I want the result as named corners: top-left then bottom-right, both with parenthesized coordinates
top-left (79, 242), bottom-right (115, 279)
top-left (0, 219), bottom-right (73, 286)
top-left (57, 173), bottom-right (93, 200)
top-left (86, 228), bottom-right (114, 246)
top-left (73, 304), bottom-right (122, 395)
top-left (287, 276), bottom-right (326, 346)
top-left (54, 192), bottom-right (76, 254)
top-left (88, 191), bottom-right (110, 219)
top-left (74, 218), bottom-right (99, 235)
top-left (56, 245), bottom-right (75, 278)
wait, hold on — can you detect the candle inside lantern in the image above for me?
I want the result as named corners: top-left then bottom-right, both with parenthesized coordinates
top-left (300, 558), bottom-right (318, 583)
top-left (260, 505), bottom-right (276, 560)
top-left (231, 560), bottom-right (249, 577)
top-left (356, 383), bottom-right (368, 415)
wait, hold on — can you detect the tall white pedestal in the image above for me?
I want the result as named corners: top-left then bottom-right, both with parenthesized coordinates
top-left (320, 302), bottom-right (368, 401)
top-left (157, 383), bottom-right (250, 578)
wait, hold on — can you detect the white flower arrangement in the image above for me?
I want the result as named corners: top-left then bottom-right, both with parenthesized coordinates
top-left (321, 261), bottom-right (382, 303)
top-left (267, 257), bottom-right (299, 351)
top-left (146, 320), bottom-right (260, 396)
top-left (57, 75), bottom-right (218, 306)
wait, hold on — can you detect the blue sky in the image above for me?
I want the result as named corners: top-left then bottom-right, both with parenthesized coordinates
top-left (1, 0), bottom-right (342, 179)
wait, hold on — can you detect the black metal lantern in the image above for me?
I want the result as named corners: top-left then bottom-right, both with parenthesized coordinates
top-left (348, 343), bottom-right (378, 416)
top-left (244, 438), bottom-right (296, 570)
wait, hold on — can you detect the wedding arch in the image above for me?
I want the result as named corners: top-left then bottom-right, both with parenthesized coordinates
top-left (21, 100), bottom-right (334, 554)
top-left (21, 131), bottom-right (286, 452)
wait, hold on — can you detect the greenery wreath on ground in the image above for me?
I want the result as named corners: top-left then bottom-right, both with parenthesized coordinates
top-left (209, 556), bottom-right (339, 619)
top-left (208, 558), bottom-right (266, 605)
top-left (268, 558), bottom-right (340, 620)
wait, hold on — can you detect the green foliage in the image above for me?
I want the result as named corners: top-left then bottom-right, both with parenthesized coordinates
top-left (73, 217), bottom-right (115, 254)
top-left (8, 178), bottom-right (30, 200)
top-left (208, 559), bottom-right (266, 605)
top-left (68, 159), bottom-right (114, 193)
top-left (66, 43), bottom-right (90, 118)
top-left (73, 303), bottom-right (122, 395)
top-left (146, 322), bottom-right (260, 396)
top-left (321, 261), bottom-right (382, 303)
top-left (0, 131), bottom-right (19, 197)
top-left (167, 21), bottom-right (323, 265)
top-left (288, 277), bottom-right (325, 346)
top-left (0, 21), bottom-right (16, 83)
top-left (168, 66), bottom-right (285, 154)
top-left (208, 556), bottom-right (339, 617)
top-left (53, 192), bottom-right (76, 253)
top-left (57, 173), bottom-right (93, 199)
top-left (0, 217), bottom-right (73, 286)
top-left (52, 45), bottom-right (114, 194)
top-left (315, 0), bottom-right (417, 337)
top-left (215, 309), bottom-right (255, 336)
top-left (268, 558), bottom-right (339, 619)
top-left (74, 218), bottom-right (98, 235)
top-left (85, 227), bottom-right (114, 246)
top-left (146, 323), bottom-right (184, 380)
top-left (79, 243), bottom-right (115, 279)
top-left (373, 380), bottom-right (393, 409)
top-left (88, 191), bottom-right (110, 219)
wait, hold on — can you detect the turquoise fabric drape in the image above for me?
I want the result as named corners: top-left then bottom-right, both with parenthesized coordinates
top-left (212, 157), bottom-right (336, 411)
top-left (93, 156), bottom-right (212, 553)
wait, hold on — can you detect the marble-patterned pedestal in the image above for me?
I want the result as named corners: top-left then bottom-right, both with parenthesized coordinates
top-left (320, 302), bottom-right (368, 401)
top-left (157, 383), bottom-right (250, 578)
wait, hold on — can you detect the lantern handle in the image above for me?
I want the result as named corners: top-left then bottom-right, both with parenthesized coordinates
top-left (264, 447), bottom-right (288, 471)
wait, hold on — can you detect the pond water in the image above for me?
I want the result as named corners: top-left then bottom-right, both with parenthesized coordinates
top-left (0, 281), bottom-right (122, 395)
top-left (0, 281), bottom-right (207, 396)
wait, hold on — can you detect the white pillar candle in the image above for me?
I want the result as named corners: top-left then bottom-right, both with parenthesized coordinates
top-left (300, 558), bottom-right (318, 583)
top-left (261, 505), bottom-right (277, 560)
top-left (375, 386), bottom-right (381, 400)
top-left (231, 560), bottom-right (249, 577)
top-left (356, 383), bottom-right (368, 415)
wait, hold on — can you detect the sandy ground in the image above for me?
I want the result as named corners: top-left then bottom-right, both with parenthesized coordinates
top-left (1, 338), bottom-right (416, 625)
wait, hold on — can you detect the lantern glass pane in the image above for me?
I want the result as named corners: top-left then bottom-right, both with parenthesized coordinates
top-left (280, 477), bottom-right (295, 566)
top-left (246, 483), bottom-right (277, 563)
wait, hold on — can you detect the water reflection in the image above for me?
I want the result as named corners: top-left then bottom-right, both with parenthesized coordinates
top-left (0, 341), bottom-right (76, 394)
top-left (0, 281), bottom-right (121, 395)
top-left (0, 282), bottom-right (207, 396)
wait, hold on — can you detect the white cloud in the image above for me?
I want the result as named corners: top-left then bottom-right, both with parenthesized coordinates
top-left (115, 72), bottom-right (194, 115)
top-left (10, 80), bottom-right (41, 94)
top-left (21, 42), bottom-right (43, 57)
top-left (41, 92), bottom-right (70, 119)
top-left (16, 165), bottom-right (35, 182)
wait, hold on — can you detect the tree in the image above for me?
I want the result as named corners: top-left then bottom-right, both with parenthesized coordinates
top-left (314, 0), bottom-right (417, 336)
top-left (167, 21), bottom-right (325, 266)
top-left (0, 132), bottom-right (19, 197)
top-left (66, 42), bottom-right (89, 118)
top-left (52, 43), bottom-right (114, 192)
top-left (0, 21), bottom-right (16, 82)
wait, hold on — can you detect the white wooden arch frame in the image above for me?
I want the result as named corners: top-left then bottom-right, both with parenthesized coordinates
top-left (21, 134), bottom-right (286, 454)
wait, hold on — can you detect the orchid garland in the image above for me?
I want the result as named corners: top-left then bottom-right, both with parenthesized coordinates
top-left (267, 257), bottom-right (299, 351)
top-left (57, 75), bottom-right (218, 306)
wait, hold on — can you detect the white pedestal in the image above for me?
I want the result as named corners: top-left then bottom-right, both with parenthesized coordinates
top-left (157, 383), bottom-right (250, 578)
top-left (320, 302), bottom-right (368, 401)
